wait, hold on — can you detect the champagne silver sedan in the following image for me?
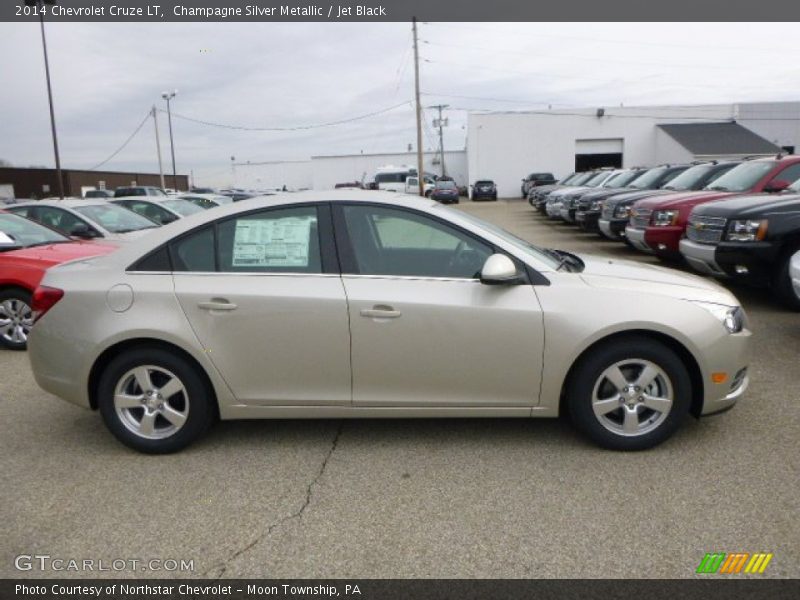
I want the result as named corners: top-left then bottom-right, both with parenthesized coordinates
top-left (27, 191), bottom-right (751, 453)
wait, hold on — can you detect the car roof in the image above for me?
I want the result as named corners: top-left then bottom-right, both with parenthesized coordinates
top-left (12, 199), bottom-right (110, 208)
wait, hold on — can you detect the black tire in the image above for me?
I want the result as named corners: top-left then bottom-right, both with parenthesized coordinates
top-left (0, 288), bottom-right (33, 351)
top-left (567, 336), bottom-right (691, 451)
top-left (773, 249), bottom-right (800, 311)
top-left (424, 190), bottom-right (432, 198)
top-left (97, 347), bottom-right (215, 453)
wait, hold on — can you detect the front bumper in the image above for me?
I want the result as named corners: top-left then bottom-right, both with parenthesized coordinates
top-left (624, 226), bottom-right (654, 253)
top-left (698, 325), bottom-right (751, 416)
top-left (599, 218), bottom-right (626, 240)
top-left (576, 210), bottom-right (600, 231)
top-left (679, 239), bottom-right (726, 277)
top-left (643, 225), bottom-right (683, 256)
top-left (546, 202), bottom-right (564, 219)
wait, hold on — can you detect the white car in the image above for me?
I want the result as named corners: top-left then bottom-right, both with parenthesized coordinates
top-left (111, 197), bottom-right (206, 225)
top-left (28, 191), bottom-right (750, 454)
top-left (5, 199), bottom-right (159, 241)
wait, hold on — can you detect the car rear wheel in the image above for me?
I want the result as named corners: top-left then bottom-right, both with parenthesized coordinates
top-left (98, 348), bottom-right (215, 453)
top-left (773, 249), bottom-right (800, 311)
top-left (567, 337), bottom-right (691, 450)
top-left (0, 289), bottom-right (33, 351)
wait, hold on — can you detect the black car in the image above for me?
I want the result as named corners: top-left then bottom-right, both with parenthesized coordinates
top-left (530, 172), bottom-right (593, 213)
top-left (430, 180), bottom-right (460, 204)
top-left (471, 180), bottom-right (497, 201)
top-left (679, 179), bottom-right (800, 309)
top-left (521, 172), bottom-right (557, 198)
top-left (595, 165), bottom-right (693, 240)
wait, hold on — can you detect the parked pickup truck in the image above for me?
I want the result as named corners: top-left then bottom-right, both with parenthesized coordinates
top-left (680, 177), bottom-right (800, 309)
top-left (625, 156), bottom-right (800, 259)
top-left (593, 162), bottom-right (736, 238)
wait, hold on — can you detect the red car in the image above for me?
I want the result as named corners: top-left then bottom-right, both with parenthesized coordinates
top-left (625, 155), bottom-right (800, 259)
top-left (0, 212), bottom-right (117, 350)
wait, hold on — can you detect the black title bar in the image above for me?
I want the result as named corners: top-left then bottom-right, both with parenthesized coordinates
top-left (4, 0), bottom-right (800, 22)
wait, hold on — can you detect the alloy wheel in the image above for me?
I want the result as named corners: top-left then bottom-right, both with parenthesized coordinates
top-left (591, 359), bottom-right (674, 437)
top-left (0, 298), bottom-right (33, 346)
top-left (114, 365), bottom-right (190, 440)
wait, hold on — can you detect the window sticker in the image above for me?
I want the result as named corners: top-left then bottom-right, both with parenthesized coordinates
top-left (0, 231), bottom-right (16, 245)
top-left (232, 216), bottom-right (314, 267)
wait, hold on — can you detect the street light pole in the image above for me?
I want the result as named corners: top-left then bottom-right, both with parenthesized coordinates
top-left (161, 90), bottom-right (178, 191)
top-left (27, 0), bottom-right (64, 199)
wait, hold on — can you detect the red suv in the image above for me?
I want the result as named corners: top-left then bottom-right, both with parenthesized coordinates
top-left (625, 156), bottom-right (800, 259)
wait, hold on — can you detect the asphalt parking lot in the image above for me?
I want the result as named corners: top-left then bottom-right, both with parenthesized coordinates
top-left (2, 197), bottom-right (798, 579)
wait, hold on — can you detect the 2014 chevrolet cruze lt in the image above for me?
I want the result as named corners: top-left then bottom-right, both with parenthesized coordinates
top-left (27, 191), bottom-right (750, 453)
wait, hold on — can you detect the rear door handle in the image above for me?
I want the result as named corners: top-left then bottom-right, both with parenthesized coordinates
top-left (198, 300), bottom-right (238, 311)
top-left (360, 306), bottom-right (402, 319)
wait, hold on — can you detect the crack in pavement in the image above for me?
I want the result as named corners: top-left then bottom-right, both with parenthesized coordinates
top-left (207, 421), bottom-right (344, 579)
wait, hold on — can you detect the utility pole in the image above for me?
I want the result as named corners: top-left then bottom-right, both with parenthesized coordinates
top-left (161, 90), bottom-right (178, 190)
top-left (430, 104), bottom-right (449, 178)
top-left (151, 105), bottom-right (165, 190)
top-left (28, 0), bottom-right (64, 198)
top-left (412, 17), bottom-right (424, 196)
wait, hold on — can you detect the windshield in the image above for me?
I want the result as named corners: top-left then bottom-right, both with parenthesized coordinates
top-left (475, 180), bottom-right (494, 185)
top-left (661, 164), bottom-right (718, 191)
top-left (704, 161), bottom-right (776, 192)
top-left (569, 172), bottom-right (595, 185)
top-left (605, 170), bottom-right (643, 188)
top-left (73, 204), bottom-right (159, 233)
top-left (436, 181), bottom-right (457, 189)
top-left (584, 172), bottom-right (610, 187)
top-left (629, 167), bottom-right (670, 190)
top-left (163, 199), bottom-right (205, 216)
top-left (0, 213), bottom-right (69, 247)
top-left (440, 206), bottom-right (561, 270)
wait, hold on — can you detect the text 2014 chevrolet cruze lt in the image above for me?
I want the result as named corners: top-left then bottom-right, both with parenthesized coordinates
top-left (27, 191), bottom-right (750, 453)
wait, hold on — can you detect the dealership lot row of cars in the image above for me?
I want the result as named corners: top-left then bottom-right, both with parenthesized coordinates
top-left (528, 155), bottom-right (800, 310)
top-left (0, 188), bottom-right (251, 351)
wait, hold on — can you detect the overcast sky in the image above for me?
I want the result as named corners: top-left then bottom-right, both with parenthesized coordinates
top-left (1, 21), bottom-right (798, 187)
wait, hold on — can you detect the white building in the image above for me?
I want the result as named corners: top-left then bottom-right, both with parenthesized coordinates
top-left (234, 150), bottom-right (467, 191)
top-left (467, 101), bottom-right (800, 198)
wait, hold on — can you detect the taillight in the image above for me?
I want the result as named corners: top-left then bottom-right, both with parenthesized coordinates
top-left (31, 286), bottom-right (64, 323)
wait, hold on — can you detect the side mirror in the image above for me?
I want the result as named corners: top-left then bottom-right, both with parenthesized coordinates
top-left (764, 179), bottom-right (790, 193)
top-left (69, 223), bottom-right (96, 239)
top-left (480, 254), bottom-right (521, 285)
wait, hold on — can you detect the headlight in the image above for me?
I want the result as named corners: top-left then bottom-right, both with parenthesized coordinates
top-left (614, 205), bottom-right (631, 218)
top-left (692, 301), bottom-right (745, 333)
top-left (726, 219), bottom-right (768, 242)
top-left (590, 200), bottom-right (604, 211)
top-left (652, 210), bottom-right (678, 226)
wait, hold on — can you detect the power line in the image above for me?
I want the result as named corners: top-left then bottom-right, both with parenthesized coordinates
top-left (88, 111), bottom-right (151, 171)
top-left (160, 101), bottom-right (412, 132)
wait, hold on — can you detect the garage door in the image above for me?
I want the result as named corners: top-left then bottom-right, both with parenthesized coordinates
top-left (575, 138), bottom-right (623, 171)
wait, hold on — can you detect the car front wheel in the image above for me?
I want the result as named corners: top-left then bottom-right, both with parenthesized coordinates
top-left (0, 289), bottom-right (33, 350)
top-left (98, 348), bottom-right (215, 453)
top-left (567, 336), bottom-right (691, 450)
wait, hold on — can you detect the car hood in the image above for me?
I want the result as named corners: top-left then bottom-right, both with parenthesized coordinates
top-left (549, 186), bottom-right (592, 198)
top-left (1, 241), bottom-right (117, 266)
top-left (634, 190), bottom-right (734, 211)
top-left (691, 192), bottom-right (800, 218)
top-left (578, 255), bottom-right (737, 305)
top-left (603, 188), bottom-right (676, 207)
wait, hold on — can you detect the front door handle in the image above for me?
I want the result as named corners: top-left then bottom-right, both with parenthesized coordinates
top-left (198, 300), bottom-right (238, 311)
top-left (360, 305), bottom-right (402, 319)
